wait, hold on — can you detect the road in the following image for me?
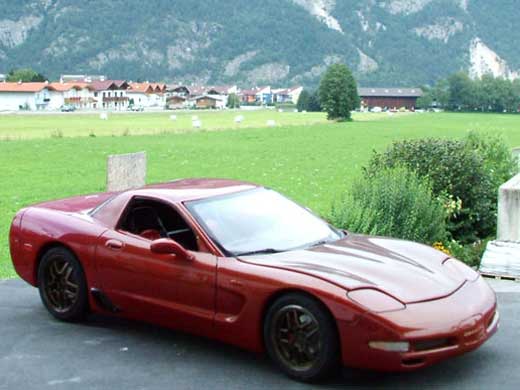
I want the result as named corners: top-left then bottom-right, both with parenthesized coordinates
top-left (1, 278), bottom-right (519, 390)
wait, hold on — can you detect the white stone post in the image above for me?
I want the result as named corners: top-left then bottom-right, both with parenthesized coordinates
top-left (480, 174), bottom-right (520, 278)
top-left (106, 151), bottom-right (147, 192)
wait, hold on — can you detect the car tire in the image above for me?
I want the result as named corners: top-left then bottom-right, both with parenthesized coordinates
top-left (264, 293), bottom-right (340, 382)
top-left (37, 247), bottom-right (89, 322)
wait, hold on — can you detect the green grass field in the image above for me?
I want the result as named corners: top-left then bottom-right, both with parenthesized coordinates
top-left (1, 111), bottom-right (519, 277)
top-left (0, 110), bottom-right (330, 139)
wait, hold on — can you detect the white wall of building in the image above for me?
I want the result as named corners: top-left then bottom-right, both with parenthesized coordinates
top-left (47, 91), bottom-right (65, 110)
top-left (0, 92), bottom-right (36, 111)
top-left (128, 92), bottom-right (150, 107)
top-left (289, 87), bottom-right (303, 104)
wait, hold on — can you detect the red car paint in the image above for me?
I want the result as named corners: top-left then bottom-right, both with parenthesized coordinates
top-left (9, 178), bottom-right (498, 371)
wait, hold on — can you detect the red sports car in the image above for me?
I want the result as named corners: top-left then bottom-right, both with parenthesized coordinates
top-left (9, 178), bottom-right (498, 382)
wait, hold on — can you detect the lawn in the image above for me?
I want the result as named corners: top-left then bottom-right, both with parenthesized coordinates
top-left (1, 111), bottom-right (519, 277)
top-left (0, 110), bottom-right (329, 139)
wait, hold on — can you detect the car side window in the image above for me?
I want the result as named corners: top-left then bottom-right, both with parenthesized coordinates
top-left (118, 197), bottom-right (198, 251)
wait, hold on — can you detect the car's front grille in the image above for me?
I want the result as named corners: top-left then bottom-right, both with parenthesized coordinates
top-left (413, 338), bottom-right (455, 352)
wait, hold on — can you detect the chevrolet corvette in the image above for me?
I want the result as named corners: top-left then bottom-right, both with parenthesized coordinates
top-left (9, 178), bottom-right (499, 381)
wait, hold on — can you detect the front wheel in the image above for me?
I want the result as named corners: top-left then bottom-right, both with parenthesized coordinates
top-left (264, 293), bottom-right (340, 382)
top-left (37, 247), bottom-right (88, 322)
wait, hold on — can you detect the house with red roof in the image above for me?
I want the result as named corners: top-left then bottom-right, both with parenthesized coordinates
top-left (0, 82), bottom-right (54, 111)
top-left (47, 82), bottom-right (95, 110)
top-left (90, 80), bottom-right (130, 110)
top-left (127, 82), bottom-right (166, 108)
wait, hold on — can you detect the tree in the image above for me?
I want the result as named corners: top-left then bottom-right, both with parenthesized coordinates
top-left (307, 90), bottom-right (322, 112)
top-left (447, 72), bottom-right (474, 111)
top-left (227, 93), bottom-right (241, 109)
top-left (318, 63), bottom-right (359, 121)
top-left (416, 86), bottom-right (433, 109)
top-left (296, 89), bottom-right (310, 112)
top-left (7, 68), bottom-right (46, 82)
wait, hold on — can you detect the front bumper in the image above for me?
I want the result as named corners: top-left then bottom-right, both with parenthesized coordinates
top-left (339, 276), bottom-right (498, 371)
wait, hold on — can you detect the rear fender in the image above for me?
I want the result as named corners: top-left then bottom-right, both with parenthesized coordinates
top-left (11, 207), bottom-right (106, 287)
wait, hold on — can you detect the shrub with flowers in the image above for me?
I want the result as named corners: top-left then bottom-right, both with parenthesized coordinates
top-left (335, 132), bottom-right (516, 266)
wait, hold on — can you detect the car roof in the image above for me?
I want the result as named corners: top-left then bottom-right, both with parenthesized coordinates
top-left (130, 178), bottom-right (259, 203)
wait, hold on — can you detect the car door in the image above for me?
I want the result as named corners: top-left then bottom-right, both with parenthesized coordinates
top-left (95, 197), bottom-right (217, 335)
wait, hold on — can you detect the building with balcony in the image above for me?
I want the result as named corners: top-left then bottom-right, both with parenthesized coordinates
top-left (90, 80), bottom-right (130, 110)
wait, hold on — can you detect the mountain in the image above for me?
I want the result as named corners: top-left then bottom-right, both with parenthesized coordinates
top-left (0, 0), bottom-right (519, 87)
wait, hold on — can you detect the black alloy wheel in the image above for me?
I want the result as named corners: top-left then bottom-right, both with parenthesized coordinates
top-left (38, 247), bottom-right (88, 321)
top-left (264, 293), bottom-right (340, 382)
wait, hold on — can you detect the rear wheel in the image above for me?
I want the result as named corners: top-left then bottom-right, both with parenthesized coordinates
top-left (264, 293), bottom-right (340, 382)
top-left (37, 247), bottom-right (88, 322)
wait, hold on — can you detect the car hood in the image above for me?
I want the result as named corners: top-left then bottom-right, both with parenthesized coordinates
top-left (239, 234), bottom-right (465, 304)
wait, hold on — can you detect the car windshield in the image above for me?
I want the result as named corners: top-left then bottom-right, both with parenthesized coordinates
top-left (186, 188), bottom-right (343, 256)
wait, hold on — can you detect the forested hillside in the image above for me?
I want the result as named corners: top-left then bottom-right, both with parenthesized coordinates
top-left (0, 0), bottom-right (518, 86)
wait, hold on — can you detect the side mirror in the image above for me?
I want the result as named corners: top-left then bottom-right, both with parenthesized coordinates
top-left (150, 238), bottom-right (194, 260)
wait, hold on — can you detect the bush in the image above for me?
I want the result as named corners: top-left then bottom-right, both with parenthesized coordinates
top-left (444, 239), bottom-right (490, 268)
top-left (365, 133), bottom-right (515, 243)
top-left (465, 132), bottom-right (518, 192)
top-left (329, 167), bottom-right (447, 245)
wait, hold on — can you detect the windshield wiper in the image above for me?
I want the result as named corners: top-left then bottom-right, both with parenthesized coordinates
top-left (305, 238), bottom-right (332, 249)
top-left (236, 248), bottom-right (282, 256)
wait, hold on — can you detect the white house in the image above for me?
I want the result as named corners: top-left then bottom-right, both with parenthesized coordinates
top-left (0, 74), bottom-right (6, 82)
top-left (47, 82), bottom-right (95, 110)
top-left (288, 86), bottom-right (303, 104)
top-left (255, 86), bottom-right (272, 105)
top-left (0, 82), bottom-right (53, 111)
top-left (127, 83), bottom-right (166, 108)
top-left (90, 80), bottom-right (130, 110)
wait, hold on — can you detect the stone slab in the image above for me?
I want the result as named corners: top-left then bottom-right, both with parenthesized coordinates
top-left (106, 151), bottom-right (147, 192)
top-left (480, 240), bottom-right (520, 277)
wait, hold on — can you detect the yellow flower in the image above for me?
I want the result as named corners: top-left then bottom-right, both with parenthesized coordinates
top-left (433, 242), bottom-right (452, 256)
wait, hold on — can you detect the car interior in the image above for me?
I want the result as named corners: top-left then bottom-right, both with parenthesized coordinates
top-left (118, 197), bottom-right (198, 251)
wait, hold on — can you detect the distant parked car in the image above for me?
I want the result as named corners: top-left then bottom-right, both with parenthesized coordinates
top-left (128, 105), bottom-right (144, 112)
top-left (371, 106), bottom-right (382, 113)
top-left (60, 105), bottom-right (76, 112)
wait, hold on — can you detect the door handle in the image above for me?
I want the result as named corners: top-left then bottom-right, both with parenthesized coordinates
top-left (105, 239), bottom-right (123, 250)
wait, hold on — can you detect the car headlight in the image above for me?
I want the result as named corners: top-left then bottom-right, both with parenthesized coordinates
top-left (443, 258), bottom-right (479, 282)
top-left (347, 288), bottom-right (405, 313)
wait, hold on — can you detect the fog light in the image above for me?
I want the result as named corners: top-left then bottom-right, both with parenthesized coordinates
top-left (369, 341), bottom-right (410, 352)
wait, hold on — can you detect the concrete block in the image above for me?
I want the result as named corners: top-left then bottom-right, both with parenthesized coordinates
top-left (497, 174), bottom-right (520, 242)
top-left (107, 151), bottom-right (147, 192)
top-left (480, 241), bottom-right (520, 277)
